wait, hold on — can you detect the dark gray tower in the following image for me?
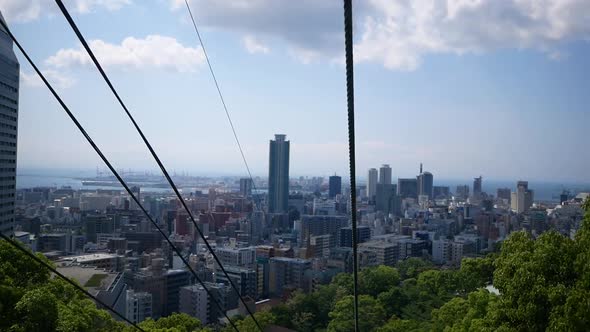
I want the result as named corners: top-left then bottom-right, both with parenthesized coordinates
top-left (0, 12), bottom-right (18, 237)
top-left (329, 175), bottom-right (341, 198)
top-left (473, 176), bottom-right (483, 198)
top-left (418, 171), bottom-right (434, 199)
top-left (268, 134), bottom-right (289, 213)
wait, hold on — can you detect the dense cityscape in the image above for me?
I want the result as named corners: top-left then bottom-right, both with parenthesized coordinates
top-left (2, 1), bottom-right (590, 332)
top-left (5, 133), bottom-right (589, 330)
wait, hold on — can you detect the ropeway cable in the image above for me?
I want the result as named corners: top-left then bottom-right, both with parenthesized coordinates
top-left (53, 1), bottom-right (262, 330)
top-left (0, 18), bottom-right (240, 332)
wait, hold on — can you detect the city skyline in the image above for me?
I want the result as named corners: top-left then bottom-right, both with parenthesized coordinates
top-left (0, 1), bottom-right (587, 182)
top-left (2, 2), bottom-right (590, 331)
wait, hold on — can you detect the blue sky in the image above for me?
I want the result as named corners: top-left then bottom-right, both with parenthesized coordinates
top-left (1, 0), bottom-right (589, 182)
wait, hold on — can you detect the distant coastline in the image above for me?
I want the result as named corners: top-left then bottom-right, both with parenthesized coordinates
top-left (17, 168), bottom-right (590, 203)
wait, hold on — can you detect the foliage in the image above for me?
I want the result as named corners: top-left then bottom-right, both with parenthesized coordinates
top-left (397, 257), bottom-right (434, 279)
top-left (137, 313), bottom-right (202, 332)
top-left (327, 295), bottom-right (387, 332)
top-left (359, 265), bottom-right (400, 297)
top-left (0, 240), bottom-right (212, 332)
top-left (231, 310), bottom-right (275, 332)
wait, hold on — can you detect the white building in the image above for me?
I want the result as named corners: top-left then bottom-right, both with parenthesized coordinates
top-left (215, 246), bottom-right (256, 269)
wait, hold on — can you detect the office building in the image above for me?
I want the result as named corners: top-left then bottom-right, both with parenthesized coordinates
top-left (179, 285), bottom-right (208, 324)
top-left (310, 234), bottom-right (331, 258)
top-left (180, 282), bottom-right (235, 325)
top-left (239, 178), bottom-right (252, 197)
top-left (417, 171), bottom-right (434, 199)
top-left (379, 164), bottom-right (392, 185)
top-left (511, 181), bottom-right (534, 213)
top-left (300, 215), bottom-right (348, 247)
top-left (84, 214), bottom-right (115, 243)
top-left (165, 269), bottom-right (191, 316)
top-left (215, 246), bottom-right (256, 269)
top-left (473, 176), bottom-right (482, 198)
top-left (269, 257), bottom-right (311, 296)
top-left (339, 225), bottom-right (371, 247)
top-left (215, 266), bottom-right (257, 301)
top-left (328, 175), bottom-right (342, 198)
top-left (397, 178), bottom-right (418, 199)
top-left (433, 186), bottom-right (450, 199)
top-left (0, 13), bottom-right (18, 237)
top-left (497, 188), bottom-right (511, 201)
top-left (126, 290), bottom-right (152, 323)
top-left (268, 134), bottom-right (290, 213)
top-left (366, 168), bottom-right (378, 200)
top-left (376, 183), bottom-right (396, 213)
top-left (456, 185), bottom-right (470, 199)
top-left (358, 241), bottom-right (398, 267)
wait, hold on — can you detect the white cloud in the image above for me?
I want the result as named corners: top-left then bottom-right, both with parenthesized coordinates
top-left (171, 0), bottom-right (590, 70)
top-left (242, 35), bottom-right (269, 54)
top-left (20, 69), bottom-right (75, 89)
top-left (45, 35), bottom-right (205, 72)
top-left (353, 0), bottom-right (590, 70)
top-left (0, 0), bottom-right (131, 23)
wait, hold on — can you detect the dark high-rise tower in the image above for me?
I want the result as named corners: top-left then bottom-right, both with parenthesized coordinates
top-left (379, 164), bottom-right (392, 185)
top-left (0, 12), bottom-right (18, 237)
top-left (329, 175), bottom-right (342, 198)
top-left (418, 171), bottom-right (434, 199)
top-left (268, 134), bottom-right (289, 213)
top-left (473, 176), bottom-right (482, 198)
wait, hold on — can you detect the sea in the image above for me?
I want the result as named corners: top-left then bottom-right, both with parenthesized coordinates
top-left (15, 169), bottom-right (590, 202)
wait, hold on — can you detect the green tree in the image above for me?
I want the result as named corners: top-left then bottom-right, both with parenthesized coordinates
top-left (377, 317), bottom-right (426, 332)
top-left (431, 289), bottom-right (498, 332)
top-left (397, 258), bottom-right (433, 280)
top-left (232, 311), bottom-right (275, 332)
top-left (416, 269), bottom-right (457, 297)
top-left (457, 257), bottom-right (495, 294)
top-left (493, 230), bottom-right (577, 331)
top-left (327, 295), bottom-right (386, 332)
top-left (359, 265), bottom-right (401, 297)
top-left (138, 313), bottom-right (201, 332)
top-left (268, 304), bottom-right (292, 328)
top-left (377, 286), bottom-right (409, 318)
top-left (13, 288), bottom-right (58, 332)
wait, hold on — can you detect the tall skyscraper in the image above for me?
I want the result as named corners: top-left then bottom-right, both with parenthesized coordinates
top-left (240, 178), bottom-right (253, 197)
top-left (268, 134), bottom-right (289, 213)
top-left (366, 168), bottom-right (378, 200)
top-left (397, 178), bottom-right (418, 199)
top-left (379, 164), bottom-right (392, 185)
top-left (511, 181), bottom-right (534, 213)
top-left (473, 176), bottom-right (482, 198)
top-left (417, 170), bottom-right (434, 200)
top-left (0, 13), bottom-right (18, 237)
top-left (497, 188), bottom-right (511, 201)
top-left (328, 175), bottom-right (342, 198)
top-left (456, 185), bottom-right (470, 199)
